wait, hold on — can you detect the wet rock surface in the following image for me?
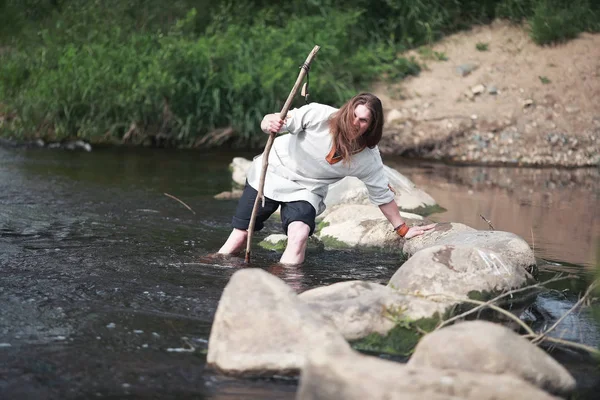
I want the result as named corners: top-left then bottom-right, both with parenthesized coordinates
top-left (388, 244), bottom-right (533, 302)
top-left (409, 321), bottom-right (576, 396)
top-left (316, 205), bottom-right (426, 251)
top-left (207, 269), bottom-right (350, 376)
top-left (299, 281), bottom-right (447, 340)
top-left (297, 346), bottom-right (561, 400)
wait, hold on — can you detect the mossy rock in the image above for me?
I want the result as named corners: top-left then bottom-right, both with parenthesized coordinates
top-left (258, 234), bottom-right (325, 252)
top-left (314, 220), bottom-right (329, 236)
top-left (467, 290), bottom-right (495, 302)
top-left (258, 234), bottom-right (288, 251)
top-left (231, 181), bottom-right (245, 190)
top-left (351, 316), bottom-right (441, 356)
top-left (319, 234), bottom-right (352, 249)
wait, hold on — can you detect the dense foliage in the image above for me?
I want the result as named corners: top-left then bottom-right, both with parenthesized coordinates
top-left (0, 0), bottom-right (598, 146)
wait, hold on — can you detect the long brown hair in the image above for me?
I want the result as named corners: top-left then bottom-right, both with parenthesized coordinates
top-left (328, 93), bottom-right (384, 163)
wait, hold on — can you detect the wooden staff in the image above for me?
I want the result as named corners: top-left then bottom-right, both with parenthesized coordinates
top-left (245, 45), bottom-right (320, 263)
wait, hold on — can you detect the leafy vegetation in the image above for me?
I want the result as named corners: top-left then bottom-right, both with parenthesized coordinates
top-left (351, 312), bottom-right (441, 356)
top-left (539, 76), bottom-right (551, 84)
top-left (0, 0), bottom-right (598, 146)
top-left (417, 46), bottom-right (449, 61)
top-left (475, 42), bottom-right (489, 51)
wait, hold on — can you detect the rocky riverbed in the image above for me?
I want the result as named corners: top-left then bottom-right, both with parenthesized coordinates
top-left (375, 21), bottom-right (600, 167)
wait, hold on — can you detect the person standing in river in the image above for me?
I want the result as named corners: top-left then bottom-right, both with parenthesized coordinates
top-left (218, 93), bottom-right (435, 264)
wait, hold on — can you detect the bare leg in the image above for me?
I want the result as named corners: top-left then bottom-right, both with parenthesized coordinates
top-left (280, 221), bottom-right (310, 264)
top-left (218, 228), bottom-right (248, 255)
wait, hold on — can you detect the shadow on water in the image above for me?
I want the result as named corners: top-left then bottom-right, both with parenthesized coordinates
top-left (0, 147), bottom-right (598, 398)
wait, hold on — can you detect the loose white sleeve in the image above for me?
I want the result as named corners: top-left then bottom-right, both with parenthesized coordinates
top-left (356, 148), bottom-right (395, 205)
top-left (284, 103), bottom-right (337, 135)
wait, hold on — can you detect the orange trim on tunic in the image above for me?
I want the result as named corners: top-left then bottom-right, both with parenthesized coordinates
top-left (326, 143), bottom-right (367, 165)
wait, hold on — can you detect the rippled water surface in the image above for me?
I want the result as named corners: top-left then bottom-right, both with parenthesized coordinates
top-left (1, 147), bottom-right (598, 399)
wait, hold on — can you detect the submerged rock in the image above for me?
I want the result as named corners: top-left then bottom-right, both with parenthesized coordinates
top-left (213, 189), bottom-right (243, 200)
top-left (258, 234), bottom-right (289, 251)
top-left (408, 321), bottom-right (576, 396)
top-left (297, 346), bottom-right (560, 400)
top-left (63, 140), bottom-right (92, 152)
top-left (229, 157), bottom-right (252, 188)
top-left (207, 268), bottom-right (348, 376)
top-left (259, 234), bottom-right (324, 252)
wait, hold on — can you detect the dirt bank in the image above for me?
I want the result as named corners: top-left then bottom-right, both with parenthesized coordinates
top-left (376, 20), bottom-right (600, 167)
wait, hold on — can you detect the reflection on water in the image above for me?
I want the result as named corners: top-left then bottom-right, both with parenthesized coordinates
top-left (390, 160), bottom-right (600, 269)
top-left (1, 147), bottom-right (598, 399)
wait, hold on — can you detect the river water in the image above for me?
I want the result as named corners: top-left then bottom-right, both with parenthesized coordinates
top-left (1, 146), bottom-right (598, 399)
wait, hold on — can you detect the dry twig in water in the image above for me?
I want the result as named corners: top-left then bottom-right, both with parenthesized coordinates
top-left (522, 334), bottom-right (600, 355)
top-left (400, 276), bottom-right (600, 356)
top-left (434, 274), bottom-right (573, 331)
top-left (479, 214), bottom-right (495, 230)
top-left (164, 193), bottom-right (196, 215)
top-left (421, 293), bottom-right (536, 336)
top-left (531, 279), bottom-right (599, 346)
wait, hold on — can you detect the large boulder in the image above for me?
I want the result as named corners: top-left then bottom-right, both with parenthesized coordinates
top-left (403, 225), bottom-right (536, 272)
top-left (299, 281), bottom-right (447, 340)
top-left (408, 321), bottom-right (576, 396)
top-left (388, 244), bottom-right (533, 301)
top-left (214, 157), bottom-right (253, 199)
top-left (316, 204), bottom-right (425, 251)
top-left (207, 268), bottom-right (349, 376)
top-left (297, 347), bottom-right (560, 400)
top-left (324, 165), bottom-right (437, 212)
top-left (402, 222), bottom-right (476, 255)
top-left (319, 204), bottom-right (423, 225)
top-left (230, 157), bottom-right (252, 188)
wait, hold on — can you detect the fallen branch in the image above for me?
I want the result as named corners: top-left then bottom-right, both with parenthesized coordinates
top-left (194, 126), bottom-right (234, 147)
top-left (245, 45), bottom-right (320, 263)
top-left (531, 279), bottom-right (599, 346)
top-left (435, 274), bottom-right (573, 330)
top-left (523, 334), bottom-right (600, 356)
top-left (422, 293), bottom-right (536, 336)
top-left (479, 214), bottom-right (495, 230)
top-left (399, 276), bottom-right (600, 357)
top-left (164, 192), bottom-right (196, 215)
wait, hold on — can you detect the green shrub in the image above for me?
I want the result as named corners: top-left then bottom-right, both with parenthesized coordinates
top-left (529, 0), bottom-right (600, 44)
top-left (475, 42), bottom-right (489, 51)
top-left (0, 8), bottom-right (421, 145)
top-left (495, 0), bottom-right (535, 22)
top-left (538, 76), bottom-right (551, 84)
top-left (530, 1), bottom-right (583, 44)
top-left (1, 0), bottom-right (600, 146)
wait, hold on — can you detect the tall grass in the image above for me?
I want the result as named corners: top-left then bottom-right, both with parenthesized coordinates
top-left (530, 0), bottom-right (600, 44)
top-left (0, 9), bottom-right (419, 146)
top-left (0, 0), bottom-right (599, 146)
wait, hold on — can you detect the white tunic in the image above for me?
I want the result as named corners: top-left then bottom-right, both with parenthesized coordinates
top-left (246, 103), bottom-right (394, 215)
